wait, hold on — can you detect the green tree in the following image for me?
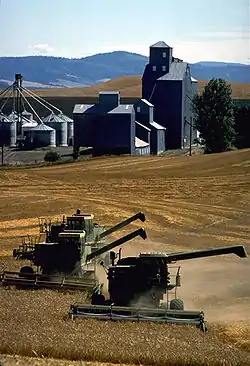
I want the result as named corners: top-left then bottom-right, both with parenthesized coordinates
top-left (192, 78), bottom-right (236, 153)
top-left (234, 105), bottom-right (250, 149)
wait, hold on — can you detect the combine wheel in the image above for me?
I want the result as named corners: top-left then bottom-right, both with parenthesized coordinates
top-left (17, 266), bottom-right (35, 290)
top-left (91, 293), bottom-right (106, 305)
top-left (170, 298), bottom-right (184, 310)
top-left (19, 266), bottom-right (34, 277)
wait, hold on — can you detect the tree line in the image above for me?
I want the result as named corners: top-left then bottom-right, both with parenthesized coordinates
top-left (193, 78), bottom-right (250, 154)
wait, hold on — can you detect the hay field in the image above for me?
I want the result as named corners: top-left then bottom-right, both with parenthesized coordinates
top-left (1, 149), bottom-right (250, 365)
top-left (32, 76), bottom-right (250, 99)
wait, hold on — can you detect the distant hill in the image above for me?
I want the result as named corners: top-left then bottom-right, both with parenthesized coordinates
top-left (0, 52), bottom-right (249, 89)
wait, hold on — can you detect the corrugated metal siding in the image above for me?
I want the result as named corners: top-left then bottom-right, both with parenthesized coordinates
top-left (150, 127), bottom-right (165, 155)
top-left (135, 121), bottom-right (151, 144)
top-left (182, 68), bottom-right (197, 148)
top-left (150, 80), bottom-right (183, 149)
top-left (134, 99), bottom-right (154, 127)
top-left (73, 110), bottom-right (134, 154)
top-left (99, 92), bottom-right (120, 109)
top-left (157, 129), bottom-right (165, 154)
top-left (149, 45), bottom-right (172, 73)
top-left (135, 146), bottom-right (150, 156)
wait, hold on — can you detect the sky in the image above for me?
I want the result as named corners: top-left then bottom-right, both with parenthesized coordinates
top-left (0, 0), bottom-right (249, 63)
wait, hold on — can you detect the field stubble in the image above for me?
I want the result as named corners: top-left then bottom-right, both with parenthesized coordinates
top-left (0, 149), bottom-right (250, 365)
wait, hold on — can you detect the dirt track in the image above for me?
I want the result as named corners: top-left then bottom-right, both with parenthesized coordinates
top-left (0, 149), bottom-right (250, 365)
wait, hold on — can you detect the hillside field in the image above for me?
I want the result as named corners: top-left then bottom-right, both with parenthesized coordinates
top-left (0, 149), bottom-right (250, 365)
top-left (32, 76), bottom-right (250, 100)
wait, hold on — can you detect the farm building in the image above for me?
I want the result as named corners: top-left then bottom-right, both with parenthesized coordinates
top-left (142, 41), bottom-right (198, 149)
top-left (73, 40), bottom-right (197, 156)
top-left (73, 91), bottom-right (151, 156)
top-left (135, 99), bottom-right (166, 155)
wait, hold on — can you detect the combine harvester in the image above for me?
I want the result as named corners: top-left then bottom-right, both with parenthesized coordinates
top-left (0, 210), bottom-right (146, 292)
top-left (69, 242), bottom-right (248, 332)
top-left (12, 209), bottom-right (145, 260)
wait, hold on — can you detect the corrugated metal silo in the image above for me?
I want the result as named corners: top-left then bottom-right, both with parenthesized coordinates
top-left (58, 113), bottom-right (74, 146)
top-left (28, 123), bottom-right (56, 148)
top-left (8, 111), bottom-right (21, 136)
top-left (22, 117), bottom-right (38, 142)
top-left (0, 115), bottom-right (17, 147)
top-left (43, 113), bottom-right (68, 147)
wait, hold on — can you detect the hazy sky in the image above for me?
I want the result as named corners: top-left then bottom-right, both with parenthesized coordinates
top-left (0, 0), bottom-right (249, 63)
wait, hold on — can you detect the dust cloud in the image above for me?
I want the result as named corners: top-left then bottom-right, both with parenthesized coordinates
top-left (173, 255), bottom-right (250, 323)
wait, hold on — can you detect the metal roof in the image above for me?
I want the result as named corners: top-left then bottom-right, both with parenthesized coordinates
top-left (135, 137), bottom-right (149, 148)
top-left (8, 111), bottom-right (18, 121)
top-left (150, 121), bottom-right (166, 130)
top-left (150, 41), bottom-right (171, 48)
top-left (157, 61), bottom-right (188, 81)
top-left (58, 113), bottom-right (73, 122)
top-left (73, 104), bottom-right (94, 114)
top-left (73, 103), bottom-right (134, 115)
top-left (22, 119), bottom-right (38, 128)
top-left (141, 99), bottom-right (154, 107)
top-left (99, 91), bottom-right (120, 95)
top-left (135, 121), bottom-right (151, 131)
top-left (191, 76), bottom-right (198, 82)
top-left (0, 113), bottom-right (10, 122)
top-left (43, 113), bottom-right (65, 123)
top-left (32, 123), bottom-right (55, 131)
top-left (108, 104), bottom-right (134, 114)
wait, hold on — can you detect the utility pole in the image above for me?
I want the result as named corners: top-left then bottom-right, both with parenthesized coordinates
top-left (185, 87), bottom-right (197, 157)
top-left (1, 145), bottom-right (4, 165)
top-left (184, 118), bottom-right (193, 156)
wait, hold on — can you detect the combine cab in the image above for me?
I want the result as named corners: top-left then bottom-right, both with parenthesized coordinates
top-left (69, 244), bottom-right (248, 332)
top-left (1, 210), bottom-right (147, 292)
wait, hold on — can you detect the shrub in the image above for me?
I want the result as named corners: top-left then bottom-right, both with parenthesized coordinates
top-left (44, 150), bottom-right (61, 162)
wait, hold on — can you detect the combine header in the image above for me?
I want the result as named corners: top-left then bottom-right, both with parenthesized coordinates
top-left (1, 210), bottom-right (146, 292)
top-left (69, 244), bottom-right (248, 331)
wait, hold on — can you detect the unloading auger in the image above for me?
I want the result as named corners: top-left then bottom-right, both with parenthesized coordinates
top-left (69, 244), bottom-right (248, 332)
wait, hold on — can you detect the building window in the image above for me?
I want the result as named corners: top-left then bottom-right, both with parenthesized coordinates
top-left (137, 106), bottom-right (141, 113)
top-left (162, 65), bottom-right (166, 72)
top-left (162, 52), bottom-right (166, 58)
top-left (152, 65), bottom-right (156, 71)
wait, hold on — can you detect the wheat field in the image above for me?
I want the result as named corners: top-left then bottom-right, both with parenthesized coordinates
top-left (0, 149), bottom-right (250, 365)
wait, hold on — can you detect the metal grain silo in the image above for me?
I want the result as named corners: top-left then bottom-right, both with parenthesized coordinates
top-left (58, 113), bottom-right (73, 146)
top-left (29, 123), bottom-right (56, 148)
top-left (43, 113), bottom-right (68, 147)
top-left (0, 115), bottom-right (17, 147)
top-left (21, 117), bottom-right (38, 143)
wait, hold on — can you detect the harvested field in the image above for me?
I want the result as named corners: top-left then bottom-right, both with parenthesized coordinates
top-left (0, 149), bottom-right (250, 365)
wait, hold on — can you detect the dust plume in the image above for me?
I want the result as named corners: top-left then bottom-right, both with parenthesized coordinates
top-left (176, 255), bottom-right (250, 323)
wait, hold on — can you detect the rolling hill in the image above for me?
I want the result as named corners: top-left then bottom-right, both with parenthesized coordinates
top-left (0, 51), bottom-right (249, 89)
top-left (33, 75), bottom-right (250, 100)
